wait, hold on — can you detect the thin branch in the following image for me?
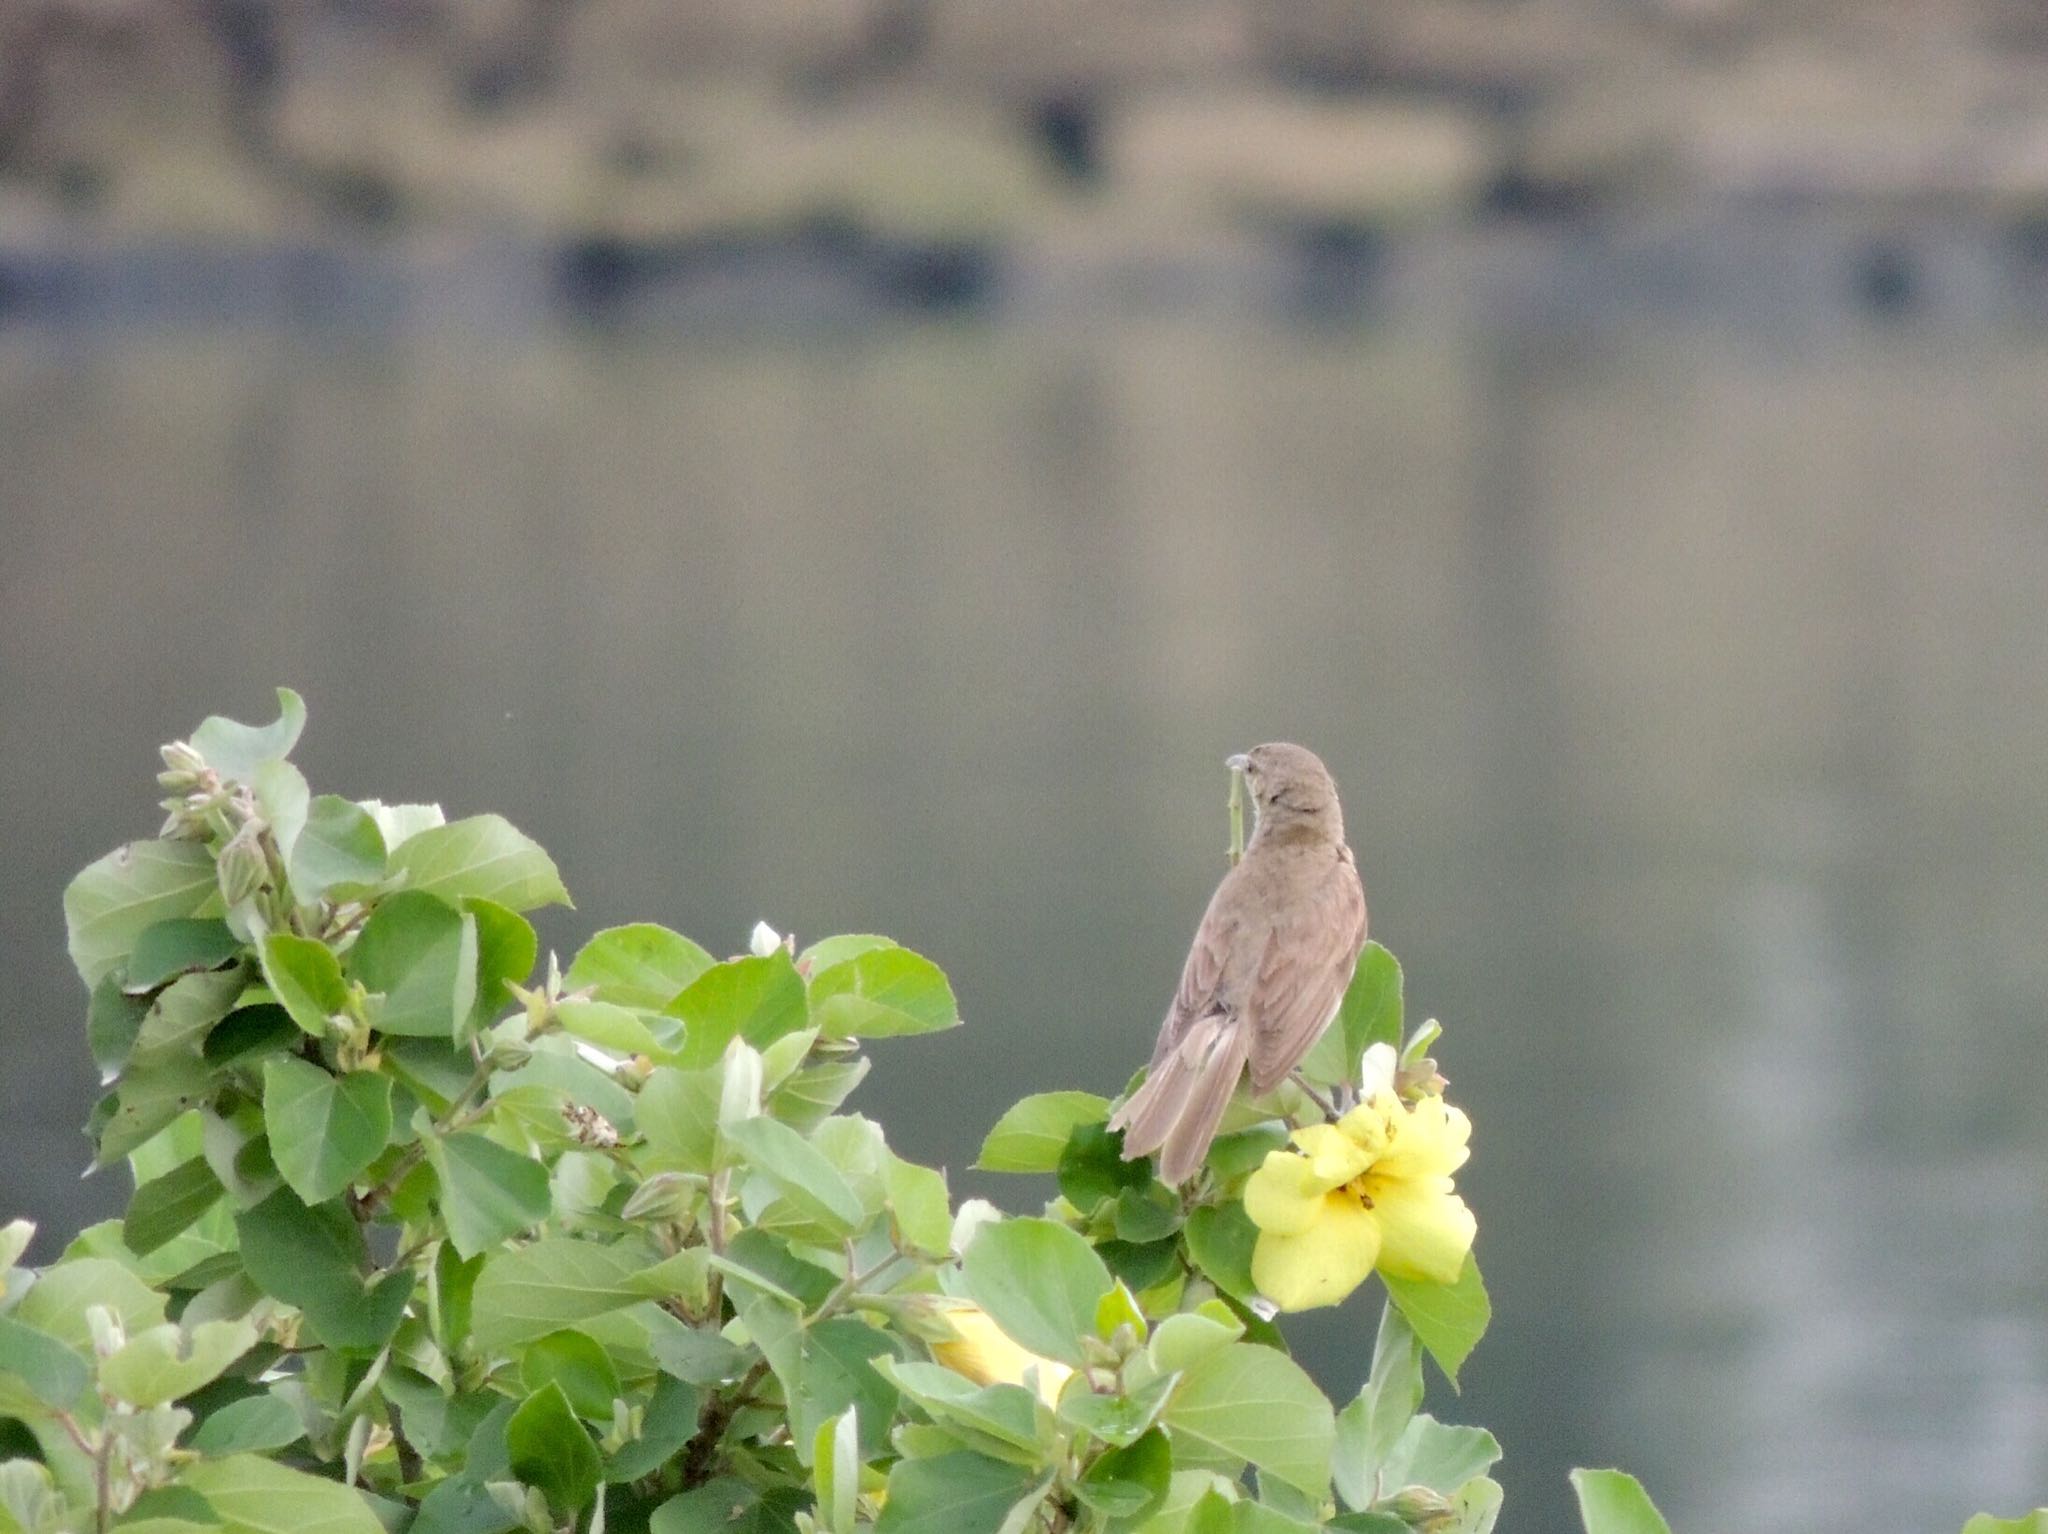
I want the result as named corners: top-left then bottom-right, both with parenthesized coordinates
top-left (678, 1357), bottom-right (774, 1488)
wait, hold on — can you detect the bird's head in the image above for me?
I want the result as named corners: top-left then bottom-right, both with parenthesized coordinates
top-left (1227, 742), bottom-right (1346, 843)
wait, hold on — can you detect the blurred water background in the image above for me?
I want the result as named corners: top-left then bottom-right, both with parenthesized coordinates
top-left (4, 4), bottom-right (2048, 1533)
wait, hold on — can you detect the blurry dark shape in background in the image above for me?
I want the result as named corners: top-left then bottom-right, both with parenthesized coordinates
top-left (4, 0), bottom-right (2048, 325)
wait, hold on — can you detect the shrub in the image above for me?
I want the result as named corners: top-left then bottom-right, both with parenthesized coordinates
top-left (0, 688), bottom-right (1911, 1534)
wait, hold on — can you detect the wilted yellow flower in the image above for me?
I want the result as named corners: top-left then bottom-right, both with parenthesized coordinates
top-left (927, 1304), bottom-right (1072, 1406)
top-left (1243, 1090), bottom-right (1476, 1312)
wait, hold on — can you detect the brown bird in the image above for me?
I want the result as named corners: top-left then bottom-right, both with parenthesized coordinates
top-left (1110, 742), bottom-right (1368, 1184)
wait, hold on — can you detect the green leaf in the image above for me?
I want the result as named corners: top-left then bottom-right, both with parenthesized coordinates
top-left (723, 1116), bottom-right (866, 1234)
top-left (13, 1257), bottom-right (167, 1350)
top-left (1183, 1203), bottom-right (1260, 1304)
top-left (100, 1318), bottom-right (258, 1407)
top-left (1303, 943), bottom-right (1404, 1088)
top-left (130, 967), bottom-right (246, 1064)
top-left (1078, 1428), bottom-right (1172, 1521)
top-left (555, 998), bottom-right (667, 1059)
top-left (608, 1372), bottom-right (701, 1482)
top-left (66, 840), bottom-right (218, 988)
top-left (235, 1188), bottom-right (413, 1351)
top-left (873, 1359), bottom-right (1045, 1459)
top-left (1334, 1305), bottom-right (1425, 1511)
top-left (350, 891), bottom-right (476, 1039)
top-left (788, 1319), bottom-right (904, 1463)
top-left (430, 1132), bottom-right (552, 1259)
top-left (813, 1405), bottom-right (862, 1534)
top-left (94, 1054), bottom-right (215, 1165)
top-left (259, 934), bottom-right (349, 1038)
top-left (1233, 1502), bottom-right (1319, 1534)
top-left (1203, 1125), bottom-right (1289, 1183)
top-left (253, 758), bottom-right (311, 863)
top-left (1057, 1121), bottom-right (1152, 1213)
top-left (430, 1242), bottom-right (484, 1355)
top-left (289, 796), bottom-right (387, 901)
top-left (1059, 1372), bottom-right (1175, 1448)
top-left (189, 1391), bottom-right (306, 1455)
top-left (127, 919), bottom-right (243, 991)
top-left (204, 1002), bottom-right (301, 1068)
top-left (0, 1315), bottom-right (90, 1411)
top-left (1569, 1470), bottom-right (1673, 1534)
top-left (975, 1092), bottom-right (1110, 1173)
top-left (1161, 1343), bottom-right (1335, 1499)
top-left (637, 1065), bottom-right (723, 1173)
top-left (1383, 1255), bottom-right (1490, 1387)
top-left (262, 1059), bottom-right (393, 1205)
top-left (465, 898), bottom-right (537, 1033)
top-left (798, 934), bottom-right (895, 971)
top-left (1145, 1311), bottom-right (1243, 1376)
top-left (809, 946), bottom-right (960, 1038)
top-left (506, 1381), bottom-right (602, 1513)
top-left (520, 1330), bottom-right (621, 1421)
top-left (1441, 1477), bottom-right (1504, 1534)
top-left (651, 1327), bottom-right (749, 1385)
top-left (876, 1453), bottom-right (1047, 1534)
top-left (961, 1218), bottom-right (1114, 1368)
top-left (1133, 1474), bottom-right (1243, 1534)
top-left (470, 1239), bottom-right (643, 1353)
top-left (1964, 1518), bottom-right (2048, 1534)
top-left (652, 1480), bottom-right (811, 1534)
top-left (768, 1057), bottom-right (872, 1134)
top-left (1378, 1416), bottom-right (1501, 1496)
top-left (388, 814), bottom-right (569, 912)
top-left (883, 1153), bottom-right (953, 1258)
top-left (124, 1154), bottom-right (225, 1257)
top-left (189, 689), bottom-right (307, 781)
top-left (566, 925), bottom-right (714, 1010)
top-left (180, 1452), bottom-right (384, 1534)
top-left (89, 973), bottom-right (150, 1077)
top-left (664, 953), bottom-right (808, 1067)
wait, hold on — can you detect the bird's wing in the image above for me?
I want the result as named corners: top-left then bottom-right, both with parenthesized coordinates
top-left (1148, 867), bottom-right (1250, 1069)
top-left (1244, 856), bottom-right (1368, 1093)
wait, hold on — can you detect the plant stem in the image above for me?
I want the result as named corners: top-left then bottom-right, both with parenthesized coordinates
top-left (1290, 1072), bottom-right (1340, 1120)
top-left (808, 1249), bottom-right (906, 1327)
top-left (679, 1357), bottom-right (774, 1488)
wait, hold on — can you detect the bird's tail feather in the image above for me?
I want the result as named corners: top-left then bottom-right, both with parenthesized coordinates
top-left (1108, 1016), bottom-right (1248, 1185)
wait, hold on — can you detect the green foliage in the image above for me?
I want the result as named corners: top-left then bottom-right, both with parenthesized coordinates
top-left (0, 692), bottom-right (1694, 1534)
top-left (1569, 1470), bottom-right (1674, 1534)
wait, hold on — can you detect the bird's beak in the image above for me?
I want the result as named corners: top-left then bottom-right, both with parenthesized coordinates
top-left (1225, 753), bottom-right (1250, 772)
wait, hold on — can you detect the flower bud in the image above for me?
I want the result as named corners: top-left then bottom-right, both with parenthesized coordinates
top-left (215, 824), bottom-right (268, 907)
top-left (749, 920), bottom-right (785, 958)
top-left (487, 1038), bottom-right (534, 1073)
top-left (1386, 1486), bottom-right (1456, 1530)
top-left (159, 740), bottom-right (206, 777)
top-left (85, 1304), bottom-right (125, 1359)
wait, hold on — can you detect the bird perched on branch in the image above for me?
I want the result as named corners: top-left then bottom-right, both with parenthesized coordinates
top-left (1110, 742), bottom-right (1368, 1184)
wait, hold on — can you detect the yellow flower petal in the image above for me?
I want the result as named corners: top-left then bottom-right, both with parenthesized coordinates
top-left (1244, 1149), bottom-right (1334, 1236)
top-left (1360, 1173), bottom-right (1476, 1284)
top-left (930, 1307), bottom-right (1075, 1404)
top-left (1370, 1098), bottom-right (1472, 1183)
top-left (1251, 1192), bottom-right (1381, 1311)
top-left (1291, 1122), bottom-right (1373, 1186)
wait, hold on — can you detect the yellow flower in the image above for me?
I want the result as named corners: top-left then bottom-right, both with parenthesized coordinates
top-left (927, 1304), bottom-right (1073, 1406)
top-left (1243, 1091), bottom-right (1476, 1312)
